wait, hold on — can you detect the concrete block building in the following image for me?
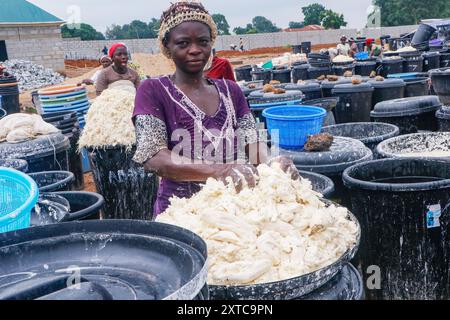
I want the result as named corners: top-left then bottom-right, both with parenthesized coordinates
top-left (0, 0), bottom-right (65, 72)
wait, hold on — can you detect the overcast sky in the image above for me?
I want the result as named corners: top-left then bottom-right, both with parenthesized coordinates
top-left (28, 0), bottom-right (374, 33)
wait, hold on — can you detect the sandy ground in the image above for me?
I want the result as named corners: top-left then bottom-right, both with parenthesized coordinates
top-left (83, 172), bottom-right (97, 193)
top-left (132, 53), bottom-right (176, 77)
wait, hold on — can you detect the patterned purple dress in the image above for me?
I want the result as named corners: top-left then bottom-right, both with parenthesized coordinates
top-left (132, 76), bottom-right (258, 215)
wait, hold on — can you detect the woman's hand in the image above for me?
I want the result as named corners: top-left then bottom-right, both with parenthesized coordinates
top-left (268, 156), bottom-right (300, 180)
top-left (80, 79), bottom-right (94, 86)
top-left (214, 164), bottom-right (258, 191)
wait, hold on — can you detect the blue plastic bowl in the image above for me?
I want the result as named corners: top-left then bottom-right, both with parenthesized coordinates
top-left (42, 102), bottom-right (90, 113)
top-left (355, 52), bottom-right (369, 60)
top-left (263, 105), bottom-right (326, 149)
top-left (0, 168), bottom-right (39, 233)
top-left (39, 88), bottom-right (87, 100)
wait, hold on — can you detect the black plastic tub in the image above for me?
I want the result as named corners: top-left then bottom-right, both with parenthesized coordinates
top-left (271, 68), bottom-right (292, 83)
top-left (412, 23), bottom-right (437, 46)
top-left (53, 191), bottom-right (105, 221)
top-left (333, 63), bottom-right (355, 76)
top-left (292, 64), bottom-right (310, 83)
top-left (0, 159), bottom-right (28, 172)
top-left (280, 137), bottom-right (373, 205)
top-left (369, 78), bottom-right (405, 109)
top-left (235, 65), bottom-right (253, 82)
top-left (376, 132), bottom-right (450, 160)
top-left (248, 90), bottom-right (304, 126)
top-left (404, 77), bottom-right (429, 97)
top-left (0, 220), bottom-right (208, 300)
top-left (42, 111), bottom-right (84, 190)
top-left (0, 133), bottom-right (70, 173)
top-left (307, 66), bottom-right (331, 80)
top-left (296, 263), bottom-right (363, 300)
top-left (441, 52), bottom-right (450, 68)
top-left (28, 171), bottom-right (75, 192)
top-left (0, 94), bottom-right (20, 115)
top-left (0, 77), bottom-right (20, 115)
top-left (88, 146), bottom-right (158, 220)
top-left (0, 107), bottom-right (6, 120)
top-left (423, 52), bottom-right (441, 72)
top-left (299, 170), bottom-right (335, 198)
top-left (301, 42), bottom-right (311, 54)
top-left (332, 83), bottom-right (374, 123)
top-left (378, 58), bottom-right (404, 77)
top-left (240, 80), bottom-right (264, 97)
top-left (436, 106), bottom-right (450, 132)
top-left (321, 78), bottom-right (352, 98)
top-left (343, 158), bottom-right (450, 300)
top-left (400, 51), bottom-right (424, 73)
top-left (355, 60), bottom-right (377, 76)
top-left (286, 82), bottom-right (322, 100)
top-left (301, 97), bottom-right (338, 127)
top-left (321, 122), bottom-right (400, 152)
top-left (211, 262), bottom-right (363, 301)
top-left (371, 96), bottom-right (441, 134)
top-left (292, 45), bottom-right (302, 54)
top-left (208, 200), bottom-right (361, 300)
top-left (41, 111), bottom-right (77, 127)
top-left (252, 69), bottom-right (271, 84)
top-left (430, 69), bottom-right (450, 105)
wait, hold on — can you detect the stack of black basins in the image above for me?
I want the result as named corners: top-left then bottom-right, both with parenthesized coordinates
top-left (0, 75), bottom-right (20, 114)
top-left (307, 53), bottom-right (332, 79)
top-left (42, 111), bottom-right (84, 190)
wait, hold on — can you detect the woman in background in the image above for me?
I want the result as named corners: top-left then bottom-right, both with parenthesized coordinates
top-left (95, 43), bottom-right (140, 95)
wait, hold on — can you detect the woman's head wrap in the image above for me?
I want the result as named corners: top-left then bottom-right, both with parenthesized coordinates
top-left (365, 38), bottom-right (374, 46)
top-left (109, 42), bottom-right (127, 58)
top-left (158, 1), bottom-right (218, 58)
top-left (99, 55), bottom-right (112, 63)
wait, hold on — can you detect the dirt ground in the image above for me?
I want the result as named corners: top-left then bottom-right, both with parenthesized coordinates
top-left (83, 172), bottom-right (97, 193)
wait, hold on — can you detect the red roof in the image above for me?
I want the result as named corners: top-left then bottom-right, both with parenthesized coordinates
top-left (284, 25), bottom-right (324, 32)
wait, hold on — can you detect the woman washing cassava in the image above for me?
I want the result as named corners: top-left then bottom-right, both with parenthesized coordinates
top-left (96, 43), bottom-right (140, 96)
top-left (132, 1), bottom-right (298, 216)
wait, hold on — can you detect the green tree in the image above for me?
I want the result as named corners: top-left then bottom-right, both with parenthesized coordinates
top-left (320, 10), bottom-right (347, 29)
top-left (234, 23), bottom-right (256, 35)
top-left (302, 3), bottom-right (326, 26)
top-left (374, 0), bottom-right (450, 26)
top-left (289, 21), bottom-right (305, 29)
top-left (233, 26), bottom-right (247, 35)
top-left (252, 16), bottom-right (280, 33)
top-left (105, 19), bottom-right (160, 39)
top-left (61, 23), bottom-right (105, 40)
top-left (105, 24), bottom-right (123, 39)
top-left (212, 13), bottom-right (230, 35)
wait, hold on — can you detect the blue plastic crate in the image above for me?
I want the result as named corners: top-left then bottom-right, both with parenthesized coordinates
top-left (0, 168), bottom-right (39, 233)
top-left (387, 72), bottom-right (421, 79)
top-left (263, 105), bottom-right (326, 150)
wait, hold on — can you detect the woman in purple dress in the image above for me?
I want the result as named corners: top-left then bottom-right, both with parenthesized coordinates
top-left (133, 1), bottom-right (297, 216)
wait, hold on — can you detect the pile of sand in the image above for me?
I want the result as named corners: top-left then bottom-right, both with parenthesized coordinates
top-left (131, 53), bottom-right (175, 77)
